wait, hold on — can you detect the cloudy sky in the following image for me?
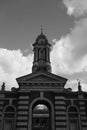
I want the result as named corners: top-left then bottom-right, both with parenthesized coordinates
top-left (0, 0), bottom-right (87, 91)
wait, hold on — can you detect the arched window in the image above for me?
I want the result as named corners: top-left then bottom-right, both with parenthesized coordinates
top-left (39, 49), bottom-right (45, 60)
top-left (68, 106), bottom-right (79, 130)
top-left (3, 106), bottom-right (16, 130)
top-left (32, 104), bottom-right (50, 130)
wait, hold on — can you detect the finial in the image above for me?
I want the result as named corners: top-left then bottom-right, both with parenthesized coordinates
top-left (77, 79), bottom-right (82, 91)
top-left (41, 25), bottom-right (43, 35)
top-left (1, 82), bottom-right (5, 91)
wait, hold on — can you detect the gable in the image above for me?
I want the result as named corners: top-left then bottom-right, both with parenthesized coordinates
top-left (25, 75), bottom-right (58, 82)
top-left (16, 71), bottom-right (67, 84)
top-left (16, 71), bottom-right (68, 91)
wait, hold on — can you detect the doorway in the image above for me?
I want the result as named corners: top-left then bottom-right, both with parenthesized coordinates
top-left (32, 104), bottom-right (50, 130)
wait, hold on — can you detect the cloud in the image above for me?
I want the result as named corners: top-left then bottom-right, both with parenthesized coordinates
top-left (51, 18), bottom-right (87, 90)
top-left (51, 19), bottom-right (87, 75)
top-left (0, 49), bottom-right (33, 90)
top-left (63, 0), bottom-right (87, 17)
top-left (50, 1), bottom-right (87, 91)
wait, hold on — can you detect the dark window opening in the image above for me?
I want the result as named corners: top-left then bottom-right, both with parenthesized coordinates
top-left (68, 106), bottom-right (79, 130)
top-left (3, 106), bottom-right (15, 130)
top-left (39, 49), bottom-right (45, 60)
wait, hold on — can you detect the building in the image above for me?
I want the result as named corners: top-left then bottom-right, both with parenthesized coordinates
top-left (0, 31), bottom-right (87, 130)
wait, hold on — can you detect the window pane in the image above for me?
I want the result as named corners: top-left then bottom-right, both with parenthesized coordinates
top-left (69, 120), bottom-right (78, 130)
top-left (4, 113), bottom-right (15, 118)
top-left (3, 119), bottom-right (13, 130)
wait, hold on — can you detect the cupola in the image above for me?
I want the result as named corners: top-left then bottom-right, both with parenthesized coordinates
top-left (32, 29), bottom-right (51, 73)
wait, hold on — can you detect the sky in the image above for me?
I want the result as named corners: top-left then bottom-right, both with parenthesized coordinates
top-left (0, 0), bottom-right (87, 91)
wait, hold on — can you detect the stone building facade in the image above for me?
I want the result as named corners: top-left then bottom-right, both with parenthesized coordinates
top-left (0, 31), bottom-right (87, 130)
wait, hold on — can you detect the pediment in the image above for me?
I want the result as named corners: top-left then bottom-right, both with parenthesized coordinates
top-left (16, 71), bottom-right (67, 84)
top-left (25, 75), bottom-right (58, 82)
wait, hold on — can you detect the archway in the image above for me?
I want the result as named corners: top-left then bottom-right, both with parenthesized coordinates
top-left (32, 103), bottom-right (50, 130)
top-left (29, 98), bottom-right (54, 130)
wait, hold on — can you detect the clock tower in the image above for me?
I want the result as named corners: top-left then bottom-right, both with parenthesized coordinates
top-left (32, 30), bottom-right (51, 73)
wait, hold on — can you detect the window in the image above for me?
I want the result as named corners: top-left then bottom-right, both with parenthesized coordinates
top-left (39, 49), bottom-right (45, 60)
top-left (68, 107), bottom-right (79, 130)
top-left (3, 106), bottom-right (15, 130)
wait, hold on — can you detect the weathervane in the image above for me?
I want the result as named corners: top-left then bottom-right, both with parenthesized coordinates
top-left (41, 25), bottom-right (43, 34)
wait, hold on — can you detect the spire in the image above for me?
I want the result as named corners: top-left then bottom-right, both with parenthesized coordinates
top-left (41, 25), bottom-right (43, 35)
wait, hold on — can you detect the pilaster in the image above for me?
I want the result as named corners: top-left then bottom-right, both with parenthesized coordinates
top-left (16, 95), bottom-right (29, 130)
top-left (55, 95), bottom-right (67, 130)
top-left (78, 92), bottom-right (87, 130)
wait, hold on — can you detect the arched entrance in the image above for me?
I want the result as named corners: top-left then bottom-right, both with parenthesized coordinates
top-left (29, 98), bottom-right (54, 130)
top-left (32, 104), bottom-right (50, 130)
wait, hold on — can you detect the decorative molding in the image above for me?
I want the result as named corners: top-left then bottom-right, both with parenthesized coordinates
top-left (9, 99), bottom-right (13, 105)
top-left (70, 99), bottom-right (74, 106)
top-left (40, 92), bottom-right (44, 100)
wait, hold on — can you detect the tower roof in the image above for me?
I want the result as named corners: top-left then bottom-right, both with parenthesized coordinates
top-left (36, 32), bottom-right (48, 43)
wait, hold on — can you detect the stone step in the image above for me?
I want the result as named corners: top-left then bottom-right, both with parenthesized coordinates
top-left (18, 101), bottom-right (29, 105)
top-left (56, 128), bottom-right (66, 130)
top-left (81, 116), bottom-right (87, 121)
top-left (55, 111), bottom-right (66, 116)
top-left (17, 116), bottom-right (28, 120)
top-left (56, 122), bottom-right (66, 126)
top-left (55, 101), bottom-right (65, 105)
top-left (55, 106), bottom-right (66, 110)
top-left (82, 122), bottom-right (87, 126)
top-left (17, 122), bottom-right (27, 126)
top-left (55, 96), bottom-right (65, 100)
top-left (17, 128), bottom-right (27, 130)
top-left (17, 106), bottom-right (28, 110)
top-left (19, 96), bottom-right (29, 100)
top-left (80, 106), bottom-right (85, 110)
top-left (79, 102), bottom-right (85, 105)
top-left (17, 111), bottom-right (28, 115)
top-left (55, 116), bottom-right (66, 120)
top-left (80, 112), bottom-right (86, 116)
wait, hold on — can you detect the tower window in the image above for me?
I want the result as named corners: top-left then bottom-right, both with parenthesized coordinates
top-left (39, 49), bottom-right (45, 60)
